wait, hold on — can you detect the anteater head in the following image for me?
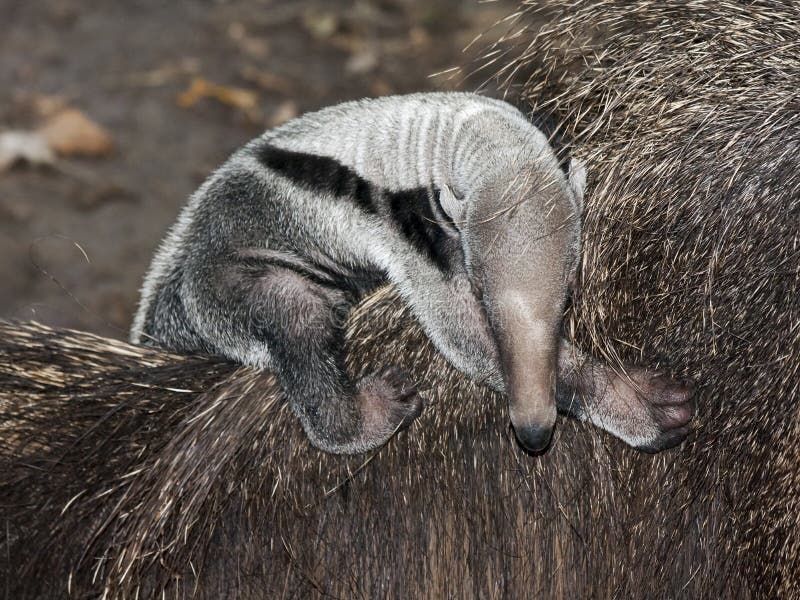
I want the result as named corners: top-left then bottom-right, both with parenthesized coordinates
top-left (442, 152), bottom-right (586, 453)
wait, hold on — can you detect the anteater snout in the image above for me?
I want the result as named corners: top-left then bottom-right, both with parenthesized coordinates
top-left (513, 421), bottom-right (554, 454)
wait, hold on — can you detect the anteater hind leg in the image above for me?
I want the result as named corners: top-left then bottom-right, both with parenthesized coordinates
top-left (188, 256), bottom-right (423, 454)
top-left (555, 340), bottom-right (695, 452)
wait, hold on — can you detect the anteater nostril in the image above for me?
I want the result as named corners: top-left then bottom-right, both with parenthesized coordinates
top-left (513, 423), bottom-right (554, 454)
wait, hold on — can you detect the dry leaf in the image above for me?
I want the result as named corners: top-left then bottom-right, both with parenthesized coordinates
top-left (177, 77), bottom-right (261, 121)
top-left (29, 93), bottom-right (69, 118)
top-left (125, 58), bottom-right (200, 87)
top-left (267, 100), bottom-right (298, 128)
top-left (0, 131), bottom-right (55, 172)
top-left (38, 108), bottom-right (115, 157)
top-left (239, 66), bottom-right (295, 95)
top-left (228, 22), bottom-right (270, 59)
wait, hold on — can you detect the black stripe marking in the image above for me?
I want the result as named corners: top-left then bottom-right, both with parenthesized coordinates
top-left (256, 143), bottom-right (376, 214)
top-left (387, 186), bottom-right (452, 273)
top-left (255, 143), bottom-right (454, 273)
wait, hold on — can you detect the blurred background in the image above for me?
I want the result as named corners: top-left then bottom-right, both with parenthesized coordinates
top-left (0, 0), bottom-right (520, 338)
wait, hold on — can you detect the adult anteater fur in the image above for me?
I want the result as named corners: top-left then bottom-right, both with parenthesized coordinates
top-left (1, 0), bottom-right (799, 597)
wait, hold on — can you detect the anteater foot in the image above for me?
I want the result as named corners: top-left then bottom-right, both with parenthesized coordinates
top-left (356, 366), bottom-right (423, 444)
top-left (633, 373), bottom-right (695, 453)
top-left (586, 368), bottom-right (695, 452)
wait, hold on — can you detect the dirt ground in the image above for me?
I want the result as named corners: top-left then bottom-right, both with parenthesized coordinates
top-left (0, 0), bottom-right (520, 339)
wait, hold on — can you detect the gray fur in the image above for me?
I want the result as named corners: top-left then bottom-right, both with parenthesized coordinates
top-left (132, 92), bottom-right (691, 454)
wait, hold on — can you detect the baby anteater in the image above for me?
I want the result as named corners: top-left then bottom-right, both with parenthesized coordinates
top-left (131, 92), bottom-right (693, 454)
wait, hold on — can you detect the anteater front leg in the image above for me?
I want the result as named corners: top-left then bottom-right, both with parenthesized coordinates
top-left (187, 255), bottom-right (423, 454)
top-left (555, 340), bottom-right (695, 452)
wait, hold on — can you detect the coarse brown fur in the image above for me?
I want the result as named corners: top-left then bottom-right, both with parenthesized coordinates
top-left (0, 306), bottom-right (697, 600)
top-left (2, 0), bottom-right (799, 597)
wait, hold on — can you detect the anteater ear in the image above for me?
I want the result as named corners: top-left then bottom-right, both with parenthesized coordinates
top-left (568, 158), bottom-right (587, 213)
top-left (438, 184), bottom-right (466, 226)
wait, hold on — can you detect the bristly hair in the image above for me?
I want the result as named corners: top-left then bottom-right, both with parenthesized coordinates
top-left (525, 109), bottom-right (572, 175)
